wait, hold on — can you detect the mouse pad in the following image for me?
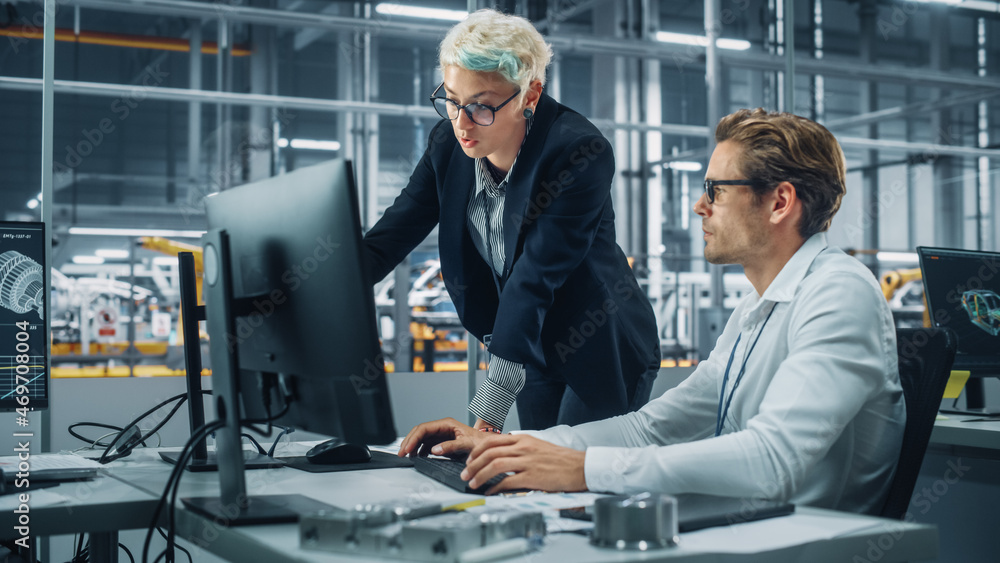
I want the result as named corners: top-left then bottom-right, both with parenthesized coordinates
top-left (279, 451), bottom-right (414, 473)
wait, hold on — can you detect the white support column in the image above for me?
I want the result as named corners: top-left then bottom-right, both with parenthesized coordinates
top-left (642, 0), bottom-right (663, 321)
top-left (363, 3), bottom-right (380, 230)
top-left (188, 23), bottom-right (203, 190)
top-left (40, 0), bottom-right (56, 456)
top-left (976, 17), bottom-right (991, 250)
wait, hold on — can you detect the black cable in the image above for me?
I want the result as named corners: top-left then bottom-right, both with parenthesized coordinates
top-left (87, 390), bottom-right (212, 463)
top-left (166, 420), bottom-right (230, 563)
top-left (99, 391), bottom-right (210, 464)
top-left (98, 393), bottom-right (188, 463)
top-left (69, 422), bottom-right (124, 448)
top-left (156, 528), bottom-right (191, 563)
top-left (119, 543), bottom-right (136, 563)
top-left (142, 419), bottom-right (224, 563)
top-left (242, 374), bottom-right (292, 432)
top-left (74, 533), bottom-right (85, 561)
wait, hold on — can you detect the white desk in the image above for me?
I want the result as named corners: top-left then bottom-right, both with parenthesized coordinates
top-left (929, 417), bottom-right (1000, 453)
top-left (0, 463), bottom-right (161, 562)
top-left (1, 446), bottom-right (940, 563)
top-left (916, 417), bottom-right (1000, 562)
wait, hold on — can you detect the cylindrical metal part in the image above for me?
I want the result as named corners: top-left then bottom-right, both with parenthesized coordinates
top-left (591, 493), bottom-right (678, 550)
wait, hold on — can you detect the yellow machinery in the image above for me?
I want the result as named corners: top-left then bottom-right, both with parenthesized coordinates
top-left (880, 267), bottom-right (931, 327)
top-left (139, 236), bottom-right (204, 345)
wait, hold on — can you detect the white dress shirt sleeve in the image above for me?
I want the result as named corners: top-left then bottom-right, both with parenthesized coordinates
top-left (527, 269), bottom-right (894, 501)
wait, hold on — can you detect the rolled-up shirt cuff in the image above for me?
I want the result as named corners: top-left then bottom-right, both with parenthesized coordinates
top-left (468, 356), bottom-right (525, 430)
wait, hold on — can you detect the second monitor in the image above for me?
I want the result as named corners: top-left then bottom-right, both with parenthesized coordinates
top-left (186, 159), bottom-right (396, 524)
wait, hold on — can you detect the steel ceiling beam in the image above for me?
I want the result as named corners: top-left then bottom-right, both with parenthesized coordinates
top-left (722, 49), bottom-right (1000, 91)
top-left (824, 89), bottom-right (1000, 131)
top-left (54, 0), bottom-right (1000, 92)
top-left (537, 0), bottom-right (611, 33)
top-left (0, 75), bottom-right (710, 136)
top-left (61, 0), bottom-right (451, 39)
top-left (6, 75), bottom-right (998, 159)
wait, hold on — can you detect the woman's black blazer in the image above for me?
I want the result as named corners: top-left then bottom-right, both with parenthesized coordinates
top-left (364, 93), bottom-right (660, 409)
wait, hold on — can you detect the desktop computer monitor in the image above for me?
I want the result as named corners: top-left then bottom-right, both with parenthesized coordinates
top-left (189, 159), bottom-right (396, 523)
top-left (918, 246), bottom-right (1000, 416)
top-left (0, 221), bottom-right (48, 411)
top-left (917, 246), bottom-right (1000, 372)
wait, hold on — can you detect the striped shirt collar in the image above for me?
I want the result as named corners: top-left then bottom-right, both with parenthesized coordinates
top-left (473, 118), bottom-right (533, 198)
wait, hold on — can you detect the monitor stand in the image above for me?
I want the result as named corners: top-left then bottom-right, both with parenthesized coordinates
top-left (941, 375), bottom-right (1000, 417)
top-left (185, 230), bottom-right (338, 526)
top-left (181, 494), bottom-right (338, 525)
top-left (162, 251), bottom-right (281, 472)
top-left (158, 450), bottom-right (280, 472)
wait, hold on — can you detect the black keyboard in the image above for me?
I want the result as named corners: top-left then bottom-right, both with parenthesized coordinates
top-left (411, 455), bottom-right (506, 495)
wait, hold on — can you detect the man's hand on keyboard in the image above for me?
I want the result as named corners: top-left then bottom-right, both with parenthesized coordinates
top-left (462, 434), bottom-right (587, 495)
top-left (397, 417), bottom-right (488, 458)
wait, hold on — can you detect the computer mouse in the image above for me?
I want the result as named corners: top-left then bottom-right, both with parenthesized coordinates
top-left (305, 439), bottom-right (372, 465)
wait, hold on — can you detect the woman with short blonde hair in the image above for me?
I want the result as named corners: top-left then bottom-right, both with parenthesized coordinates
top-left (364, 9), bottom-right (660, 431)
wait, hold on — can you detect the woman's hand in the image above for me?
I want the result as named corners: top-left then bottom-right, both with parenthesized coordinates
top-left (397, 417), bottom-right (487, 458)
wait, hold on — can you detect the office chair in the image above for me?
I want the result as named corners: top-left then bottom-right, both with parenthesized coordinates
top-left (878, 327), bottom-right (957, 520)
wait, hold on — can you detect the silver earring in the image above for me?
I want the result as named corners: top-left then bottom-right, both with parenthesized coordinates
top-left (523, 107), bottom-right (533, 119)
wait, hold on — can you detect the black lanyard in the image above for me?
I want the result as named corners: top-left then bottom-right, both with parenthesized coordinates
top-left (715, 303), bottom-right (778, 437)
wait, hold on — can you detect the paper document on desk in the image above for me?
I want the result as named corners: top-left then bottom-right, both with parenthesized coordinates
top-left (480, 491), bottom-right (606, 534)
top-left (482, 491), bottom-right (605, 512)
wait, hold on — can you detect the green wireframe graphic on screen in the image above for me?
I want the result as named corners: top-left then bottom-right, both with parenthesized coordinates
top-left (963, 290), bottom-right (1000, 337)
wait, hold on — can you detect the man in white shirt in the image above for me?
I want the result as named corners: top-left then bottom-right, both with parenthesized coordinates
top-left (398, 109), bottom-right (906, 515)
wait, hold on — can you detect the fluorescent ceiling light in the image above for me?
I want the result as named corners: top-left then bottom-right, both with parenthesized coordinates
top-left (72, 256), bottom-right (105, 265)
top-left (912, 0), bottom-right (1000, 11)
top-left (26, 199), bottom-right (39, 209)
top-left (656, 31), bottom-right (752, 51)
top-left (664, 161), bottom-right (703, 172)
top-left (95, 249), bottom-right (130, 259)
top-left (877, 252), bottom-right (919, 263)
top-left (279, 138), bottom-right (342, 151)
top-left (69, 227), bottom-right (206, 238)
top-left (375, 3), bottom-right (468, 21)
top-left (153, 256), bottom-right (178, 266)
